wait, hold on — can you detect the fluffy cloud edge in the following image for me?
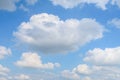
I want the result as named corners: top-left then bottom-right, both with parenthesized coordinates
top-left (84, 47), bottom-right (120, 66)
top-left (14, 13), bottom-right (105, 54)
top-left (0, 46), bottom-right (11, 59)
top-left (15, 52), bottom-right (60, 69)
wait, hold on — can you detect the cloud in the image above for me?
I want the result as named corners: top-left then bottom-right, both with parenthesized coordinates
top-left (14, 74), bottom-right (30, 80)
top-left (50, 0), bottom-right (109, 10)
top-left (111, 0), bottom-right (120, 8)
top-left (14, 13), bottom-right (105, 53)
top-left (84, 47), bottom-right (120, 66)
top-left (25, 0), bottom-right (38, 5)
top-left (62, 64), bottom-right (120, 80)
top-left (0, 46), bottom-right (11, 59)
top-left (0, 0), bottom-right (19, 11)
top-left (15, 52), bottom-right (60, 69)
top-left (19, 4), bottom-right (29, 12)
top-left (108, 18), bottom-right (120, 29)
top-left (0, 0), bottom-right (38, 11)
top-left (61, 70), bottom-right (80, 80)
top-left (83, 77), bottom-right (91, 80)
top-left (73, 64), bottom-right (91, 75)
top-left (0, 64), bottom-right (10, 76)
top-left (0, 77), bottom-right (7, 80)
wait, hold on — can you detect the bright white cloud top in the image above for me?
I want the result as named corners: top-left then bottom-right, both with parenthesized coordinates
top-left (84, 47), bottom-right (120, 65)
top-left (15, 52), bottom-right (60, 69)
top-left (14, 13), bottom-right (104, 53)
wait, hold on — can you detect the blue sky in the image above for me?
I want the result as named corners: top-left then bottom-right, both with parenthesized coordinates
top-left (0, 0), bottom-right (120, 80)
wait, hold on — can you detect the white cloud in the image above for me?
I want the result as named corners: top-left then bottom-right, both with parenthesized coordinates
top-left (14, 74), bottom-right (30, 80)
top-left (111, 0), bottom-right (120, 8)
top-left (50, 0), bottom-right (109, 10)
top-left (73, 64), bottom-right (91, 75)
top-left (25, 0), bottom-right (38, 5)
top-left (83, 77), bottom-right (91, 80)
top-left (61, 70), bottom-right (80, 80)
top-left (0, 0), bottom-right (19, 11)
top-left (0, 77), bottom-right (7, 80)
top-left (84, 47), bottom-right (120, 66)
top-left (0, 64), bottom-right (10, 76)
top-left (14, 13), bottom-right (105, 53)
top-left (15, 52), bottom-right (60, 69)
top-left (0, 46), bottom-right (11, 59)
top-left (62, 64), bottom-right (120, 80)
top-left (108, 18), bottom-right (120, 29)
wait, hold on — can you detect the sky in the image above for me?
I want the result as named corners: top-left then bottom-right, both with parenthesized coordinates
top-left (0, 0), bottom-right (120, 80)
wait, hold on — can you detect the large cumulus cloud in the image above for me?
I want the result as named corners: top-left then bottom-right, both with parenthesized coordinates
top-left (14, 13), bottom-right (105, 53)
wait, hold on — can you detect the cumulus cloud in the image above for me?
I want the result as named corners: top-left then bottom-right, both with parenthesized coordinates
top-left (61, 64), bottom-right (92, 80)
top-left (14, 74), bottom-right (30, 80)
top-left (108, 18), bottom-right (120, 29)
top-left (61, 46), bottom-right (120, 80)
top-left (14, 13), bottom-right (105, 53)
top-left (25, 0), bottom-right (38, 5)
top-left (0, 64), bottom-right (10, 76)
top-left (73, 64), bottom-right (91, 75)
top-left (50, 0), bottom-right (109, 10)
top-left (62, 64), bottom-right (120, 80)
top-left (0, 46), bottom-right (11, 59)
top-left (84, 47), bottom-right (120, 66)
top-left (15, 52), bottom-right (60, 69)
top-left (0, 0), bottom-right (19, 11)
top-left (61, 70), bottom-right (80, 80)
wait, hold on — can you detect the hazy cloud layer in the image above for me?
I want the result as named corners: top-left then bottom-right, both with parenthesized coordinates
top-left (13, 74), bottom-right (30, 80)
top-left (0, 64), bottom-right (9, 76)
top-left (51, 0), bottom-right (109, 10)
top-left (0, 0), bottom-right (19, 11)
